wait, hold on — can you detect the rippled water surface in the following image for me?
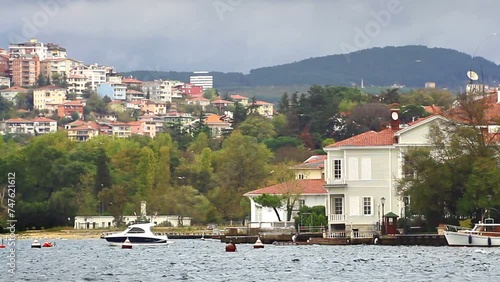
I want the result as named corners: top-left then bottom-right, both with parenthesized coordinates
top-left (1, 239), bottom-right (499, 281)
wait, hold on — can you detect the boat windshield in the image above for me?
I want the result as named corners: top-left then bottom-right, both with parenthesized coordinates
top-left (126, 227), bottom-right (146, 234)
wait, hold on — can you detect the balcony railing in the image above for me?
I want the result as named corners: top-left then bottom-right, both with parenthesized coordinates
top-left (326, 230), bottom-right (376, 239)
top-left (327, 178), bottom-right (346, 185)
top-left (328, 214), bottom-right (346, 222)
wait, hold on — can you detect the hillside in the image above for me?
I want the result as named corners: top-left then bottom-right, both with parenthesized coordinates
top-left (122, 45), bottom-right (500, 90)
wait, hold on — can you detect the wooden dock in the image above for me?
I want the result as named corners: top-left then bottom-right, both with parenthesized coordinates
top-left (305, 234), bottom-right (447, 246)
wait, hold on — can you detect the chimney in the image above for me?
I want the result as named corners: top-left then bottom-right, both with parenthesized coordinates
top-left (390, 108), bottom-right (400, 130)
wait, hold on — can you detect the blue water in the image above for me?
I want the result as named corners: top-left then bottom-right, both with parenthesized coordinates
top-left (1, 239), bottom-right (498, 281)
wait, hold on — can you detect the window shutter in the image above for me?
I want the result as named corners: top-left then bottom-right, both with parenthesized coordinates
top-left (349, 196), bottom-right (360, 216)
top-left (361, 157), bottom-right (371, 180)
top-left (348, 158), bottom-right (358, 180)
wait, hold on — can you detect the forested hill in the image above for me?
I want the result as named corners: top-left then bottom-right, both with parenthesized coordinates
top-left (122, 45), bottom-right (500, 89)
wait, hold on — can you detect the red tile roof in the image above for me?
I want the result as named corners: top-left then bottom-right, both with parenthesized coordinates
top-left (326, 128), bottom-right (398, 148)
top-left (255, 100), bottom-right (272, 105)
top-left (36, 85), bottom-right (65, 90)
top-left (5, 118), bottom-right (30, 123)
top-left (1, 86), bottom-right (28, 92)
top-left (190, 97), bottom-right (209, 101)
top-left (212, 98), bottom-right (233, 104)
top-left (245, 179), bottom-right (327, 196)
top-left (69, 125), bottom-right (98, 131)
top-left (32, 117), bottom-right (56, 122)
top-left (445, 92), bottom-right (500, 125)
top-left (294, 155), bottom-right (326, 169)
top-left (122, 77), bottom-right (143, 84)
top-left (230, 94), bottom-right (248, 100)
top-left (205, 114), bottom-right (224, 123)
top-left (423, 105), bottom-right (442, 115)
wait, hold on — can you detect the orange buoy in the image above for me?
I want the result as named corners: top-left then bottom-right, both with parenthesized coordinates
top-left (42, 242), bottom-right (53, 248)
top-left (0, 238), bottom-right (6, 248)
top-left (253, 237), bottom-right (264, 249)
top-left (225, 241), bottom-right (236, 252)
top-left (122, 238), bottom-right (132, 249)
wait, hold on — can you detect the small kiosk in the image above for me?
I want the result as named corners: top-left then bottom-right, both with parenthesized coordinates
top-left (384, 212), bottom-right (399, 235)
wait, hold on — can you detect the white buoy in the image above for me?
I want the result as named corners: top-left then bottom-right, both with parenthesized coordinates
top-left (201, 233), bottom-right (205, 241)
top-left (253, 237), bottom-right (264, 249)
top-left (31, 240), bottom-right (41, 248)
top-left (122, 238), bottom-right (132, 249)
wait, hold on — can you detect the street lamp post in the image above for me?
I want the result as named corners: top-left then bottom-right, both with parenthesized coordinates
top-left (487, 194), bottom-right (492, 219)
top-left (403, 196), bottom-right (409, 235)
top-left (381, 197), bottom-right (386, 235)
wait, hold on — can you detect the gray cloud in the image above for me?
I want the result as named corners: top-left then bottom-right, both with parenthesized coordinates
top-left (0, 0), bottom-right (499, 73)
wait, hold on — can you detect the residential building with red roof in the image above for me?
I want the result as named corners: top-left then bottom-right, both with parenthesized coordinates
top-left (211, 97), bottom-right (233, 112)
top-left (186, 97), bottom-right (210, 110)
top-left (322, 108), bottom-right (449, 235)
top-left (253, 100), bottom-right (274, 118)
top-left (244, 179), bottom-right (327, 228)
top-left (0, 86), bottom-right (27, 102)
top-left (122, 77), bottom-right (143, 87)
top-left (204, 114), bottom-right (232, 137)
top-left (67, 124), bottom-right (99, 142)
top-left (1, 117), bottom-right (57, 135)
top-left (230, 94), bottom-right (249, 106)
top-left (67, 74), bottom-right (87, 98)
top-left (129, 120), bottom-right (156, 138)
top-left (293, 155), bottom-right (327, 180)
top-left (57, 100), bottom-right (85, 119)
top-left (33, 85), bottom-right (66, 112)
top-left (175, 83), bottom-right (203, 98)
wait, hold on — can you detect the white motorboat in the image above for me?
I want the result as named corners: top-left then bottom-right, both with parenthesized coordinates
top-left (444, 218), bottom-right (500, 247)
top-left (103, 223), bottom-right (173, 246)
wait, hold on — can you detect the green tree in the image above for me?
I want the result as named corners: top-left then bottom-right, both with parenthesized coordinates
top-left (253, 194), bottom-right (283, 221)
top-left (277, 92), bottom-right (290, 114)
top-left (214, 131), bottom-right (273, 191)
top-left (397, 93), bottom-right (500, 229)
top-left (95, 147), bottom-right (112, 195)
top-left (238, 115), bottom-right (276, 142)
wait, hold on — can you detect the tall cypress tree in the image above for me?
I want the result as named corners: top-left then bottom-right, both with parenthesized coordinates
top-left (94, 147), bottom-right (112, 194)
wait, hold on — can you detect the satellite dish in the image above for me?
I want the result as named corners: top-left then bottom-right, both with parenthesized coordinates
top-left (467, 71), bottom-right (479, 81)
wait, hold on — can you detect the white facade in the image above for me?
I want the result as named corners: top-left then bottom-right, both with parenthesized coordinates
top-left (9, 39), bottom-right (48, 61)
top-left (1, 117), bottom-right (57, 135)
top-left (323, 115), bottom-right (447, 233)
top-left (247, 194), bottom-right (326, 227)
top-left (74, 215), bottom-right (192, 229)
top-left (70, 64), bottom-right (114, 91)
top-left (190, 71), bottom-right (213, 90)
top-left (0, 76), bottom-right (10, 87)
top-left (67, 75), bottom-right (88, 97)
top-left (142, 80), bottom-right (183, 103)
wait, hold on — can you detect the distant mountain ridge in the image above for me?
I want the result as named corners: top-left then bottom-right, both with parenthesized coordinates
top-left (122, 46), bottom-right (500, 89)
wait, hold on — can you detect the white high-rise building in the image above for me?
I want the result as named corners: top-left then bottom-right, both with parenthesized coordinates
top-left (70, 63), bottom-right (114, 91)
top-left (9, 38), bottom-right (48, 61)
top-left (190, 71), bottom-right (213, 90)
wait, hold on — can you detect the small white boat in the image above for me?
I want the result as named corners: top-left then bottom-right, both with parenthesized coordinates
top-left (444, 218), bottom-right (500, 247)
top-left (103, 223), bottom-right (173, 246)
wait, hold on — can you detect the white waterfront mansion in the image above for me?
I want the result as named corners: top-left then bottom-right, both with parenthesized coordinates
top-left (246, 108), bottom-right (448, 235)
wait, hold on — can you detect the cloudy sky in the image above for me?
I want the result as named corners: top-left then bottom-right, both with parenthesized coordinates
top-left (1, 0), bottom-right (499, 73)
